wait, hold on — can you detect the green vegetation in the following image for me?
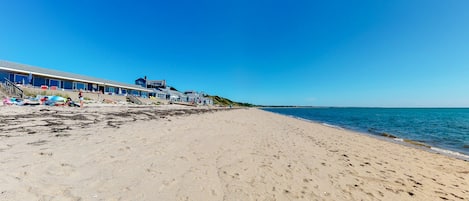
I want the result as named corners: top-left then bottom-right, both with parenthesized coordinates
top-left (23, 90), bottom-right (38, 97)
top-left (23, 89), bottom-right (70, 99)
top-left (206, 95), bottom-right (256, 107)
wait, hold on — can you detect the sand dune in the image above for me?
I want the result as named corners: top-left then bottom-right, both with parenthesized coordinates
top-left (0, 107), bottom-right (468, 200)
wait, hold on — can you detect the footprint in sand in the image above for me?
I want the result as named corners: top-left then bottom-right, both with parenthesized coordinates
top-left (159, 178), bottom-right (177, 191)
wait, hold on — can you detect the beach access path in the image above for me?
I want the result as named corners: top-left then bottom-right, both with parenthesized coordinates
top-left (0, 106), bottom-right (468, 200)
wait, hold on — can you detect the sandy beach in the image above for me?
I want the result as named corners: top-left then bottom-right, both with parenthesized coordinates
top-left (1, 106), bottom-right (468, 200)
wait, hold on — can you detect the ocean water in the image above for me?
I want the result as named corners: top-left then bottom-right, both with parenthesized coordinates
top-left (262, 107), bottom-right (469, 158)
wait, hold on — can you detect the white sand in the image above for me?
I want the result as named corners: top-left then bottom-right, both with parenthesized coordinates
top-left (0, 107), bottom-right (468, 200)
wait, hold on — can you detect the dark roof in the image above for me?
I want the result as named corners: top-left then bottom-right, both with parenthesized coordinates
top-left (0, 60), bottom-right (151, 92)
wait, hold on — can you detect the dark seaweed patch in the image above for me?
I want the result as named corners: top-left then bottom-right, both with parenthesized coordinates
top-left (27, 140), bottom-right (48, 146)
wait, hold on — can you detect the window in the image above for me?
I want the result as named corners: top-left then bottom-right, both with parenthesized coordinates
top-left (91, 84), bottom-right (98, 91)
top-left (0, 70), bottom-right (9, 81)
top-left (106, 87), bottom-right (115, 93)
top-left (49, 79), bottom-right (61, 87)
top-left (131, 90), bottom-right (139, 96)
top-left (73, 82), bottom-right (87, 90)
top-left (14, 74), bottom-right (29, 84)
top-left (63, 81), bottom-right (73, 89)
top-left (33, 77), bottom-right (46, 86)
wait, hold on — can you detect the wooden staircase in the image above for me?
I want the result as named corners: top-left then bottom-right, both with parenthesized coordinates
top-left (126, 95), bottom-right (143, 105)
top-left (0, 78), bottom-right (24, 98)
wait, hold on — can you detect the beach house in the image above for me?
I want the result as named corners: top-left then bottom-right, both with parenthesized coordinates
top-left (135, 77), bottom-right (166, 89)
top-left (0, 60), bottom-right (152, 97)
top-left (184, 91), bottom-right (213, 105)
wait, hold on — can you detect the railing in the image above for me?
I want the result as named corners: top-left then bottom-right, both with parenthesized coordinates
top-left (126, 95), bottom-right (143, 105)
top-left (0, 78), bottom-right (24, 98)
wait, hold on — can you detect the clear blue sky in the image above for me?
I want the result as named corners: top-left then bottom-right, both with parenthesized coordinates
top-left (1, 0), bottom-right (468, 107)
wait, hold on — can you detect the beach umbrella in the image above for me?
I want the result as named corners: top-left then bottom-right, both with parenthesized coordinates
top-left (49, 96), bottom-right (66, 102)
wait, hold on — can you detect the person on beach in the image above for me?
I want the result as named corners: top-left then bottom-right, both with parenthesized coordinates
top-left (2, 96), bottom-right (13, 106)
top-left (40, 96), bottom-right (49, 105)
top-left (40, 96), bottom-right (56, 106)
top-left (78, 89), bottom-right (84, 107)
top-left (65, 97), bottom-right (80, 107)
top-left (65, 97), bottom-right (71, 106)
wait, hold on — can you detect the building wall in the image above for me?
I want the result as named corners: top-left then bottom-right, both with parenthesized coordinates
top-left (0, 69), bottom-right (150, 98)
top-left (147, 80), bottom-right (166, 88)
top-left (135, 78), bottom-right (146, 87)
top-left (21, 87), bottom-right (127, 102)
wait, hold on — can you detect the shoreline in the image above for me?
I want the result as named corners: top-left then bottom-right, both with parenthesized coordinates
top-left (261, 108), bottom-right (469, 161)
top-left (1, 107), bottom-right (468, 200)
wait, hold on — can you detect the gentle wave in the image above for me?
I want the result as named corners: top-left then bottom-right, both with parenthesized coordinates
top-left (287, 115), bottom-right (316, 124)
top-left (286, 114), bottom-right (345, 130)
top-left (321, 123), bottom-right (344, 130)
top-left (430, 147), bottom-right (469, 159)
top-left (393, 138), bottom-right (404, 142)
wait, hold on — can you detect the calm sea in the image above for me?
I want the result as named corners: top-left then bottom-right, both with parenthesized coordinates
top-left (262, 107), bottom-right (469, 158)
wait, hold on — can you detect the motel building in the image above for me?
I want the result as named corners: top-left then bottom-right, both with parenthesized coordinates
top-left (0, 60), bottom-right (152, 97)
